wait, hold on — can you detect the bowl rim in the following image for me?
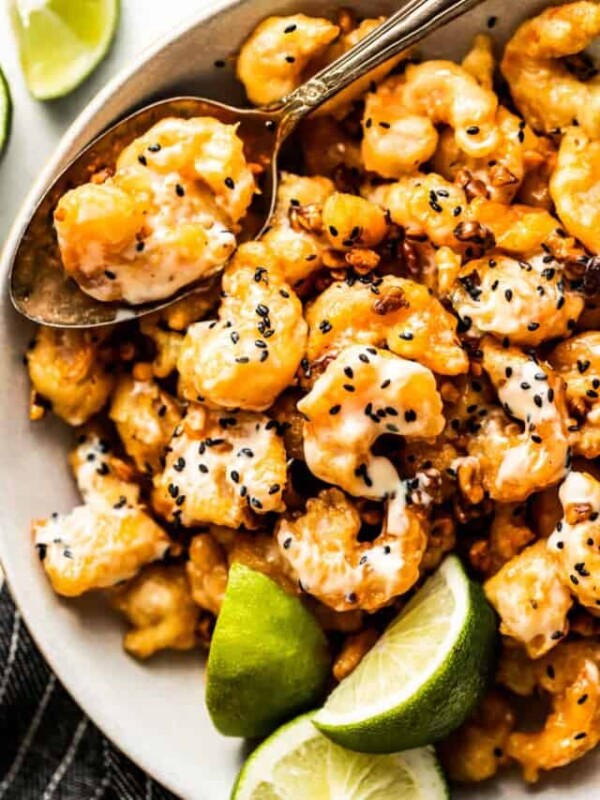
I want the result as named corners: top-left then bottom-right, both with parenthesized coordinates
top-left (0, 0), bottom-right (241, 791)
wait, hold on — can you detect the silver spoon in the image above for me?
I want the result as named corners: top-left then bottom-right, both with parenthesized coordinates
top-left (9, 0), bottom-right (485, 327)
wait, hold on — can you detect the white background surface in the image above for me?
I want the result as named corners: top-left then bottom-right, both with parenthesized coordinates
top-left (0, 0), bottom-right (201, 242)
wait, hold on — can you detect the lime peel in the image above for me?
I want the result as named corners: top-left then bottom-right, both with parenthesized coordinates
top-left (232, 712), bottom-right (449, 800)
top-left (206, 563), bottom-right (330, 739)
top-left (314, 555), bottom-right (497, 753)
top-left (0, 68), bottom-right (12, 156)
top-left (11, 0), bottom-right (120, 100)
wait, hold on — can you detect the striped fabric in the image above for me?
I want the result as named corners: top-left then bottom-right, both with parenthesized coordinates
top-left (0, 585), bottom-right (177, 800)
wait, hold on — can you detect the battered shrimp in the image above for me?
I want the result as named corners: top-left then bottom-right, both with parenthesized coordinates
top-left (109, 376), bottom-right (182, 474)
top-left (187, 533), bottom-right (229, 616)
top-left (322, 193), bottom-right (388, 251)
top-left (461, 33), bottom-right (495, 90)
top-left (361, 62), bottom-right (499, 178)
top-left (32, 503), bottom-right (170, 597)
top-left (110, 564), bottom-right (199, 658)
top-left (69, 430), bottom-right (140, 504)
top-left (261, 173), bottom-right (334, 286)
top-left (434, 106), bottom-right (553, 204)
top-left (501, 1), bottom-right (600, 137)
top-left (298, 345), bottom-right (445, 501)
top-left (548, 470), bottom-right (600, 610)
top-left (486, 538), bottom-right (573, 658)
top-left (470, 503), bottom-right (536, 578)
top-left (306, 276), bottom-right (468, 376)
top-left (549, 333), bottom-right (600, 458)
top-left (438, 691), bottom-right (516, 782)
top-left (178, 242), bottom-right (307, 411)
top-left (54, 117), bottom-right (255, 304)
top-left (26, 326), bottom-right (114, 426)
top-left (299, 116), bottom-right (363, 179)
top-left (550, 127), bottom-right (600, 254)
top-left (499, 641), bottom-right (600, 782)
top-left (468, 337), bottom-right (570, 502)
top-left (153, 404), bottom-right (286, 529)
top-left (276, 488), bottom-right (428, 611)
top-left (332, 629), bottom-right (379, 682)
top-left (139, 316), bottom-right (184, 379)
top-left (368, 174), bottom-right (468, 249)
top-left (369, 175), bottom-right (578, 257)
top-left (451, 252), bottom-right (584, 346)
top-left (236, 14), bottom-right (339, 106)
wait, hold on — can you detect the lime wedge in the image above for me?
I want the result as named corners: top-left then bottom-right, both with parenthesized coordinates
top-left (233, 712), bottom-right (449, 800)
top-left (0, 68), bottom-right (12, 156)
top-left (206, 564), bottom-right (330, 739)
top-left (10, 0), bottom-right (120, 100)
top-left (314, 556), bottom-right (497, 753)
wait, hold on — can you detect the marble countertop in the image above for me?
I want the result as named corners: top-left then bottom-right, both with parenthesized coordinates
top-left (0, 0), bottom-right (201, 244)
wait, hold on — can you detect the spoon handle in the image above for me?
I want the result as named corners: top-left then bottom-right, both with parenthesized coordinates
top-left (275, 0), bottom-right (487, 138)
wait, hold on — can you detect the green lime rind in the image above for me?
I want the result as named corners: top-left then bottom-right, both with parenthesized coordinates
top-left (314, 556), bottom-right (497, 754)
top-left (11, 0), bottom-right (120, 101)
top-left (0, 67), bottom-right (12, 156)
top-left (232, 712), bottom-right (449, 800)
top-left (206, 563), bottom-right (330, 739)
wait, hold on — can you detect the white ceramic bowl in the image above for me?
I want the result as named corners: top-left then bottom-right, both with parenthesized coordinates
top-left (1, 1), bottom-right (599, 797)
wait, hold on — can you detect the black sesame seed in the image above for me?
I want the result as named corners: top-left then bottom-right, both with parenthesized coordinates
top-left (230, 470), bottom-right (240, 483)
top-left (329, 405), bottom-right (342, 415)
top-left (269, 484), bottom-right (281, 495)
top-left (328, 225), bottom-right (338, 237)
top-left (173, 457), bottom-right (186, 472)
top-left (285, 55), bottom-right (296, 63)
top-left (547, 665), bottom-right (555, 679)
top-left (319, 320), bottom-right (332, 333)
top-left (405, 409), bottom-right (417, 422)
top-left (574, 732), bottom-right (587, 740)
top-left (466, 125), bottom-right (480, 135)
top-left (175, 183), bottom-right (185, 197)
top-left (104, 270), bottom-right (116, 280)
top-left (283, 537), bottom-right (292, 549)
top-left (224, 177), bottom-right (235, 190)
top-left (284, 23), bottom-right (297, 33)
top-left (138, 155), bottom-right (147, 166)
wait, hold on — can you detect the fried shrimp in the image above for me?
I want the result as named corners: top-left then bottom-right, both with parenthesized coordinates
top-left (468, 337), bottom-right (570, 502)
top-left (27, 326), bottom-right (114, 426)
top-left (33, 432), bottom-right (172, 597)
top-left (178, 242), bottom-right (307, 411)
top-left (109, 376), bottom-right (182, 474)
top-left (498, 641), bottom-right (600, 782)
top-left (550, 127), bottom-right (600, 254)
top-left (548, 470), bottom-right (600, 610)
top-left (438, 691), bottom-right (516, 782)
top-left (332, 629), bottom-right (379, 682)
top-left (68, 431), bottom-right (141, 508)
top-left (461, 33), bottom-right (495, 90)
top-left (484, 540), bottom-right (573, 657)
top-left (434, 107), bottom-right (554, 204)
top-left (187, 533), bottom-right (229, 616)
top-left (153, 404), bottom-right (286, 529)
top-left (451, 252), bottom-right (584, 346)
top-left (322, 193), bottom-right (388, 251)
top-left (299, 116), bottom-right (363, 179)
top-left (298, 345), bottom-right (445, 501)
top-left (276, 488), bottom-right (427, 611)
top-left (470, 503), bottom-right (536, 578)
top-left (305, 276), bottom-right (468, 376)
top-left (361, 62), bottom-right (499, 178)
top-left (261, 173), bottom-right (334, 286)
top-left (110, 564), bottom-right (199, 658)
top-left (54, 117), bottom-right (255, 304)
top-left (368, 173), bottom-right (468, 249)
top-left (549, 333), bottom-right (600, 457)
top-left (502, 1), bottom-right (600, 136)
top-left (236, 14), bottom-right (339, 106)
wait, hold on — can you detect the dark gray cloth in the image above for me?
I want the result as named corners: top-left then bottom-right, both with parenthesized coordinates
top-left (0, 584), bottom-right (178, 800)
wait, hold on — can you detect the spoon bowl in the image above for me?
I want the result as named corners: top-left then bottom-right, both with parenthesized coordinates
top-left (8, 0), bottom-right (485, 327)
top-left (9, 97), bottom-right (282, 327)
